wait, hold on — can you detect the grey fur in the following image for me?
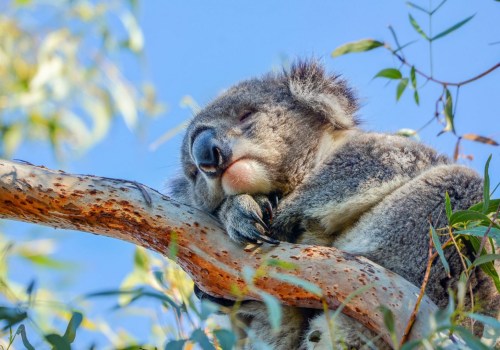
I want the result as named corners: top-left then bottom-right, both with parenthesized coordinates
top-left (171, 61), bottom-right (500, 349)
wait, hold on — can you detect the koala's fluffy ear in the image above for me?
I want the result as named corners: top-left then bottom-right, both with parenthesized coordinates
top-left (285, 60), bottom-right (359, 129)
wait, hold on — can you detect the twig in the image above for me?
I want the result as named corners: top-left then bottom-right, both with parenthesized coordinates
top-left (400, 233), bottom-right (453, 346)
top-left (387, 47), bottom-right (500, 87)
top-left (476, 203), bottom-right (500, 259)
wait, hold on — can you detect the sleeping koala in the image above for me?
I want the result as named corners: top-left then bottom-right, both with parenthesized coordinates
top-left (170, 61), bottom-right (500, 349)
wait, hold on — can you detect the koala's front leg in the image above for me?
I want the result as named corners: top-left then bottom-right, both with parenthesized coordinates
top-left (218, 194), bottom-right (280, 245)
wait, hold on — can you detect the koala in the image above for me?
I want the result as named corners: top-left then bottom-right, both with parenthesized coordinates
top-left (170, 60), bottom-right (500, 349)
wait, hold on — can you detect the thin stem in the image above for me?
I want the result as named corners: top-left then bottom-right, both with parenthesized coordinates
top-left (453, 86), bottom-right (460, 117)
top-left (400, 232), bottom-right (454, 345)
top-left (476, 203), bottom-right (500, 260)
top-left (387, 47), bottom-right (500, 87)
top-left (428, 0), bottom-right (434, 77)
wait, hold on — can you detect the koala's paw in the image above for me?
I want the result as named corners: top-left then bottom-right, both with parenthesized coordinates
top-left (219, 194), bottom-right (279, 245)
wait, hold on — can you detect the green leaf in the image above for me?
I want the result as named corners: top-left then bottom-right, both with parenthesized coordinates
top-left (165, 339), bottom-right (187, 350)
top-left (453, 326), bottom-right (489, 350)
top-left (409, 14), bottom-right (429, 40)
top-left (396, 78), bottom-right (409, 100)
top-left (266, 258), bottom-right (297, 270)
top-left (190, 329), bottom-right (215, 350)
top-left (469, 199), bottom-right (500, 214)
top-left (63, 312), bottom-right (83, 344)
top-left (45, 333), bottom-right (71, 350)
top-left (468, 312), bottom-right (500, 329)
top-left (20, 254), bottom-right (68, 269)
top-left (432, 15), bottom-right (475, 41)
top-left (442, 88), bottom-right (455, 134)
top-left (456, 226), bottom-right (500, 246)
top-left (332, 39), bottom-right (384, 57)
top-left (431, 225), bottom-right (450, 276)
top-left (445, 192), bottom-right (452, 221)
top-left (0, 306), bottom-right (27, 329)
top-left (270, 272), bottom-right (322, 296)
top-left (410, 66), bottom-right (417, 89)
top-left (378, 306), bottom-right (397, 348)
top-left (3, 123), bottom-right (23, 156)
top-left (413, 90), bottom-right (420, 105)
top-left (242, 266), bottom-right (256, 285)
top-left (199, 300), bottom-right (219, 321)
top-left (406, 2), bottom-right (430, 14)
top-left (374, 68), bottom-right (402, 80)
top-left (472, 254), bottom-right (500, 267)
top-left (84, 288), bottom-right (181, 315)
top-left (467, 236), bottom-right (500, 293)
top-left (134, 247), bottom-right (150, 271)
top-left (449, 210), bottom-right (494, 227)
top-left (15, 325), bottom-right (35, 350)
top-left (214, 329), bottom-right (236, 350)
top-left (257, 291), bottom-right (282, 331)
top-left (483, 155), bottom-right (492, 214)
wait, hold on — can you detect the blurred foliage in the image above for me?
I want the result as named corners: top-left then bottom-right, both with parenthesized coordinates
top-left (0, 0), bottom-right (163, 159)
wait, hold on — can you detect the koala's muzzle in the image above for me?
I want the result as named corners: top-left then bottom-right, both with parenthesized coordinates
top-left (191, 129), bottom-right (232, 176)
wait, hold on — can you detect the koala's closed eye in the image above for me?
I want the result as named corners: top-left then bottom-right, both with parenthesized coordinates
top-left (238, 109), bottom-right (256, 122)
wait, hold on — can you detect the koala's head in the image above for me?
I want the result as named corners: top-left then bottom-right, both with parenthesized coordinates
top-left (180, 60), bottom-right (359, 211)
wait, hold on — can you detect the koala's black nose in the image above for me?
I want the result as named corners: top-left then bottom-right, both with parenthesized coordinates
top-left (191, 129), bottom-right (231, 175)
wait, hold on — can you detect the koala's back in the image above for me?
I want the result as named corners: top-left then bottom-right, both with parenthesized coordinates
top-left (275, 131), bottom-right (496, 308)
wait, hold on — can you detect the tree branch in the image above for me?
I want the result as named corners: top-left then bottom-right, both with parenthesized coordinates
top-left (0, 159), bottom-right (437, 346)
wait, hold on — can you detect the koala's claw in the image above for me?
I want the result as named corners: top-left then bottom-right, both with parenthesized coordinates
top-left (219, 194), bottom-right (280, 245)
top-left (250, 211), bottom-right (269, 231)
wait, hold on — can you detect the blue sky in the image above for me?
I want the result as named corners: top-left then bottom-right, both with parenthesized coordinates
top-left (5, 1), bottom-right (500, 347)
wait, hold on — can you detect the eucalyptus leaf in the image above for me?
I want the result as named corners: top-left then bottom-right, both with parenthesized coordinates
top-left (456, 226), bottom-right (500, 246)
top-left (467, 312), bottom-right (500, 329)
top-left (213, 329), bottom-right (237, 350)
top-left (469, 199), bottom-right (500, 214)
top-left (445, 192), bottom-right (452, 221)
top-left (378, 305), bottom-right (397, 347)
top-left (442, 88), bottom-right (455, 134)
top-left (449, 210), bottom-right (494, 227)
top-left (453, 326), bottom-right (489, 350)
top-left (165, 339), bottom-right (187, 350)
top-left (0, 306), bottom-right (28, 329)
top-left (483, 155), bottom-right (492, 213)
top-left (471, 254), bottom-right (500, 267)
top-left (257, 291), bottom-right (282, 331)
top-left (413, 90), bottom-right (420, 105)
top-left (190, 329), bottom-right (216, 350)
top-left (332, 39), bottom-right (384, 57)
top-left (374, 68), bottom-right (402, 80)
top-left (410, 66), bottom-right (417, 89)
top-left (409, 14), bottom-right (429, 40)
top-left (396, 78), bottom-right (409, 100)
top-left (63, 311), bottom-right (83, 344)
top-left (133, 247), bottom-right (150, 271)
top-left (270, 272), bottom-right (322, 296)
top-left (16, 324), bottom-right (35, 350)
top-left (406, 2), bottom-right (430, 14)
top-left (432, 15), bottom-right (475, 41)
top-left (45, 333), bottom-right (71, 350)
top-left (462, 134), bottom-right (499, 146)
top-left (431, 225), bottom-right (450, 276)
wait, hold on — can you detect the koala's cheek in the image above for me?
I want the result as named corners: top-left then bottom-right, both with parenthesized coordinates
top-left (222, 160), bottom-right (272, 195)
